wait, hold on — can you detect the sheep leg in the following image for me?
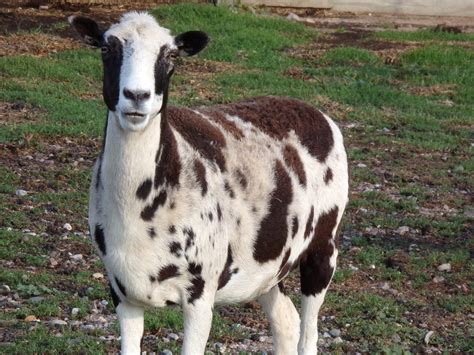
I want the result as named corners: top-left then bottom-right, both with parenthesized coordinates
top-left (258, 284), bottom-right (300, 355)
top-left (181, 295), bottom-right (214, 355)
top-left (298, 246), bottom-right (338, 355)
top-left (116, 301), bottom-right (144, 355)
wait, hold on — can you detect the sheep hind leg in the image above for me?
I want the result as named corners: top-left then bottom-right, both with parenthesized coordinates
top-left (116, 301), bottom-right (145, 355)
top-left (258, 283), bottom-right (300, 355)
top-left (181, 292), bottom-right (214, 355)
top-left (298, 245), bottom-right (338, 355)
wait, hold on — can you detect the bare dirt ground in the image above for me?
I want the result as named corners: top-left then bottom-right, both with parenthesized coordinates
top-left (268, 6), bottom-right (474, 33)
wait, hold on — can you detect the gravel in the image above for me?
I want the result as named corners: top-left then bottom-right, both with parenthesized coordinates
top-left (214, 342), bottom-right (226, 353)
top-left (329, 328), bottom-right (341, 337)
top-left (437, 263), bottom-right (451, 272)
top-left (396, 226), bottom-right (410, 235)
top-left (167, 333), bottom-right (179, 341)
top-left (69, 254), bottom-right (83, 261)
top-left (28, 296), bottom-right (46, 304)
top-left (48, 319), bottom-right (67, 327)
top-left (71, 307), bottom-right (80, 316)
top-left (15, 189), bottom-right (28, 196)
top-left (0, 284), bottom-right (11, 295)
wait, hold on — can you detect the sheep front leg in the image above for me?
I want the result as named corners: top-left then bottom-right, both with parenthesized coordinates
top-left (116, 301), bottom-right (144, 355)
top-left (181, 294), bottom-right (214, 355)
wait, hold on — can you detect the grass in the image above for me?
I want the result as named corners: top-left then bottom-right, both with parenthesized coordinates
top-left (0, 2), bottom-right (473, 353)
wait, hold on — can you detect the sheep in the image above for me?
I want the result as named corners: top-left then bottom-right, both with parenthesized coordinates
top-left (69, 12), bottom-right (349, 355)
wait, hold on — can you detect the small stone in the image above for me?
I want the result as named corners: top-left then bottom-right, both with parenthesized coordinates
top-left (49, 319), bottom-right (67, 327)
top-left (424, 330), bottom-right (434, 345)
top-left (167, 333), bottom-right (179, 341)
top-left (70, 320), bottom-right (81, 327)
top-left (356, 163), bottom-right (367, 168)
top-left (380, 282), bottom-right (390, 290)
top-left (81, 324), bottom-right (96, 332)
top-left (70, 254), bottom-right (83, 261)
top-left (438, 263), bottom-right (451, 272)
top-left (433, 276), bottom-right (445, 283)
top-left (391, 334), bottom-right (401, 342)
top-left (464, 209), bottom-right (474, 218)
top-left (92, 273), bottom-right (104, 279)
top-left (369, 264), bottom-right (376, 269)
top-left (258, 335), bottom-right (267, 342)
top-left (49, 258), bottom-right (58, 267)
top-left (332, 336), bottom-right (343, 344)
top-left (0, 285), bottom-right (11, 295)
top-left (323, 332), bottom-right (331, 338)
top-left (329, 328), bottom-right (341, 337)
top-left (349, 264), bottom-right (359, 271)
top-left (63, 223), bottom-right (72, 231)
top-left (16, 189), bottom-right (28, 196)
top-left (214, 342), bottom-right (226, 352)
top-left (28, 296), bottom-right (46, 304)
top-left (96, 316), bottom-right (107, 324)
top-left (25, 315), bottom-right (37, 322)
top-left (286, 12), bottom-right (301, 21)
top-left (160, 350), bottom-right (173, 355)
top-left (71, 308), bottom-right (80, 316)
top-left (55, 332), bottom-right (63, 337)
top-left (396, 226), bottom-right (410, 235)
top-left (25, 232), bottom-right (37, 236)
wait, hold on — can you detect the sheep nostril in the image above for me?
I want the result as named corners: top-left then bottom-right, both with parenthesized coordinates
top-left (123, 89), bottom-right (151, 103)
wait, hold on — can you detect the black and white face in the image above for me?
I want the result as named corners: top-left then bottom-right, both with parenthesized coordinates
top-left (69, 12), bottom-right (208, 132)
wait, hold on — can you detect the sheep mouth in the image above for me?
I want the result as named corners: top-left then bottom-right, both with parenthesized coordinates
top-left (124, 112), bottom-right (146, 118)
top-left (123, 111), bottom-right (147, 124)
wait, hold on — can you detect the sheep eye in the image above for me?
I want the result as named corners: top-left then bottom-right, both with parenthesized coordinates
top-left (169, 52), bottom-right (178, 60)
top-left (101, 46), bottom-right (109, 54)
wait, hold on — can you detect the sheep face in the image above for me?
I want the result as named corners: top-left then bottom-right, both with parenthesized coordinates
top-left (69, 12), bottom-right (208, 132)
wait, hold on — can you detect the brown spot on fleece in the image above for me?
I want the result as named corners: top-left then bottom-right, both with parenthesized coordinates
top-left (168, 105), bottom-right (227, 171)
top-left (213, 96), bottom-right (334, 163)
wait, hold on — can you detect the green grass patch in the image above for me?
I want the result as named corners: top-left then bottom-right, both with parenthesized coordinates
top-left (152, 3), bottom-right (314, 70)
top-left (0, 324), bottom-right (108, 354)
top-left (322, 47), bottom-right (381, 66)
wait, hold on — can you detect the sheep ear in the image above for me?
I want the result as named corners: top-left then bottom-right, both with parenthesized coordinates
top-left (68, 15), bottom-right (103, 47)
top-left (174, 31), bottom-right (209, 57)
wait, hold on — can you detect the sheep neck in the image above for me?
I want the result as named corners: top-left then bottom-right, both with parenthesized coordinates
top-left (101, 111), bottom-right (164, 203)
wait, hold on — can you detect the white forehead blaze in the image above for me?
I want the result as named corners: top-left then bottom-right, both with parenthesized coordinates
top-left (104, 12), bottom-right (174, 49)
top-left (104, 12), bottom-right (176, 123)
